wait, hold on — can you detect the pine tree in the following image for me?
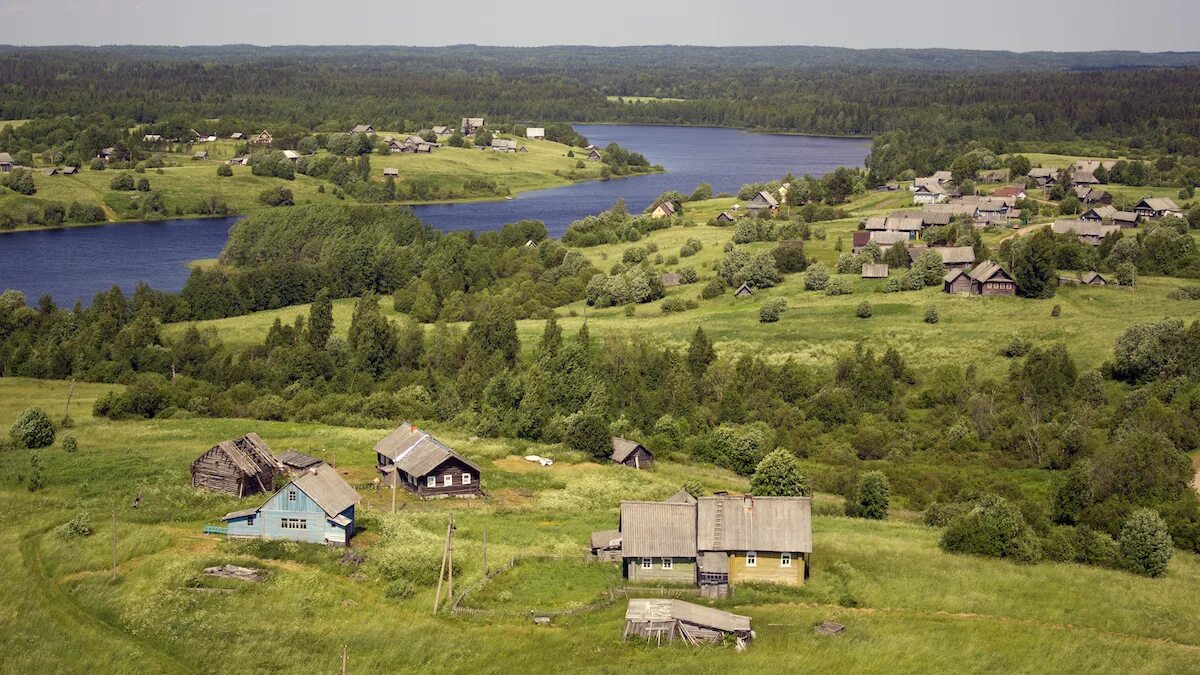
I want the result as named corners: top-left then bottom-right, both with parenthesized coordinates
top-left (686, 326), bottom-right (716, 376)
top-left (308, 288), bottom-right (333, 349)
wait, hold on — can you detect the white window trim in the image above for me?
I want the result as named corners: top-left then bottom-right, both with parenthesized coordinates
top-left (288, 491), bottom-right (297, 502)
top-left (746, 551), bottom-right (757, 567)
top-left (426, 476), bottom-right (436, 488)
top-left (780, 553), bottom-right (792, 568)
top-left (443, 474), bottom-right (453, 487)
top-left (661, 557), bottom-right (673, 570)
top-left (462, 473), bottom-right (472, 485)
top-left (641, 557), bottom-right (652, 569)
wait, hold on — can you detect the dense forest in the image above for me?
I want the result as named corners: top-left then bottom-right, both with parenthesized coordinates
top-left (3, 46), bottom-right (1200, 184)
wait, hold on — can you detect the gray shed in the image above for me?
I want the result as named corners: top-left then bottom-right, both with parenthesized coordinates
top-left (623, 599), bottom-right (753, 648)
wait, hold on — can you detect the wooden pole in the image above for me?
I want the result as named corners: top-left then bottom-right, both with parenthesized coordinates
top-left (340, 644), bottom-right (347, 675)
top-left (482, 523), bottom-right (488, 577)
top-left (391, 473), bottom-right (397, 514)
top-left (63, 378), bottom-right (75, 425)
top-left (111, 509), bottom-right (118, 580)
top-left (447, 513), bottom-right (454, 603)
top-left (433, 516), bottom-right (451, 613)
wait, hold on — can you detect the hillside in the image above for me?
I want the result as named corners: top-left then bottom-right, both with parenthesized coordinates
top-left (2, 376), bottom-right (1199, 673)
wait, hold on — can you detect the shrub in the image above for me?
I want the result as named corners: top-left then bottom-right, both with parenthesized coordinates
top-left (1000, 335), bottom-right (1030, 358)
top-left (622, 245), bottom-right (648, 263)
top-left (661, 297), bottom-right (688, 314)
top-left (677, 267), bottom-right (697, 284)
top-left (849, 471), bottom-right (890, 519)
top-left (258, 186), bottom-right (294, 207)
top-left (855, 301), bottom-right (872, 318)
top-left (216, 163), bottom-right (233, 177)
top-left (1168, 286), bottom-right (1200, 300)
top-left (700, 278), bottom-right (725, 299)
top-left (1119, 508), bottom-right (1173, 577)
top-left (804, 262), bottom-right (830, 291)
top-left (759, 297), bottom-right (787, 323)
top-left (1115, 263), bottom-right (1137, 287)
top-left (923, 305), bottom-right (939, 324)
top-left (10, 407), bottom-right (55, 448)
top-left (749, 448), bottom-right (812, 496)
top-left (940, 495), bottom-right (1042, 563)
top-left (109, 173), bottom-right (135, 190)
top-left (565, 412), bottom-right (610, 461)
top-left (61, 434), bottom-right (77, 453)
top-left (679, 238), bottom-right (703, 257)
top-left (825, 277), bottom-right (852, 296)
top-left (923, 501), bottom-right (971, 527)
top-left (1051, 304), bottom-right (1061, 317)
top-left (54, 513), bottom-right (92, 540)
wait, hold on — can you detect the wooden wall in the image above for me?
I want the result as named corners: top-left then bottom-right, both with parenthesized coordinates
top-left (625, 557), bottom-right (696, 583)
top-left (727, 551), bottom-right (806, 586)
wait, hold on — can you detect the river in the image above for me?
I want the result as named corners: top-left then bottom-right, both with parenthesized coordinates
top-left (0, 125), bottom-right (870, 305)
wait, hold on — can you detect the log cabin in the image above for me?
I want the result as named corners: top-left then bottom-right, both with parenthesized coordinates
top-left (375, 425), bottom-right (482, 498)
top-left (191, 433), bottom-right (280, 497)
top-left (611, 437), bottom-right (653, 469)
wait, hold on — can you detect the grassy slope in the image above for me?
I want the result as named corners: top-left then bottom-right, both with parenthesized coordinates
top-left (0, 136), bottom-right (608, 231)
top-left (1, 377), bottom-right (1199, 673)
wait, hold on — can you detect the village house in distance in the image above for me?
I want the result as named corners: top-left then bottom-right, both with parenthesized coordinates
top-left (611, 437), bottom-right (653, 469)
top-left (222, 463), bottom-right (361, 547)
top-left (374, 425), bottom-right (483, 498)
top-left (191, 433), bottom-right (281, 497)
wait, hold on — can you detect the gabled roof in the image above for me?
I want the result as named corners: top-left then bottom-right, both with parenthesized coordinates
top-left (943, 267), bottom-right (968, 284)
top-left (626, 599), bottom-right (750, 633)
top-left (991, 185), bottom-right (1025, 198)
top-left (749, 190), bottom-right (779, 207)
top-left (967, 260), bottom-right (1013, 283)
top-left (611, 437), bottom-right (648, 463)
top-left (374, 425), bottom-right (480, 477)
top-left (620, 501), bottom-right (697, 557)
top-left (590, 530), bottom-right (622, 549)
top-left (286, 464), bottom-right (360, 518)
top-left (1071, 170), bottom-right (1098, 184)
top-left (734, 282), bottom-right (753, 296)
top-left (1137, 197), bottom-right (1181, 212)
top-left (1082, 205), bottom-right (1117, 220)
top-left (912, 245), bottom-right (976, 265)
top-left (1082, 271), bottom-right (1106, 284)
top-left (665, 488), bottom-right (698, 504)
top-left (282, 150), bottom-right (300, 159)
top-left (1052, 220), bottom-right (1118, 239)
top-left (1027, 168), bottom-right (1057, 179)
top-left (868, 230), bottom-right (909, 246)
top-left (654, 200), bottom-right (677, 215)
top-left (204, 433), bottom-right (278, 477)
top-left (350, 124), bottom-right (374, 134)
top-left (1112, 211), bottom-right (1138, 223)
top-left (0, 152), bottom-right (15, 163)
top-left (697, 496), bottom-right (812, 553)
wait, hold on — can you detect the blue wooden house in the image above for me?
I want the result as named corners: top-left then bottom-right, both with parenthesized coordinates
top-left (222, 464), bottom-right (361, 547)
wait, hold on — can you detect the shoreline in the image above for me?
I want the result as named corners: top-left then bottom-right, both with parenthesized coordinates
top-left (575, 120), bottom-right (874, 141)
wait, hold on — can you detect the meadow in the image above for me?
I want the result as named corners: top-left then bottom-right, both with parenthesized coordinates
top-left (2, 376), bottom-right (1200, 673)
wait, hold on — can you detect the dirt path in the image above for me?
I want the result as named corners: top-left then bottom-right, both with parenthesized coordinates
top-left (66, 175), bottom-right (119, 221)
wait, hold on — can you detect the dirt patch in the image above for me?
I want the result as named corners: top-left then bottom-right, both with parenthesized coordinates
top-left (492, 455), bottom-right (602, 474)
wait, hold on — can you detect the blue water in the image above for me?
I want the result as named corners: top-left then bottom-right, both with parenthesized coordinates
top-left (0, 125), bottom-right (870, 305)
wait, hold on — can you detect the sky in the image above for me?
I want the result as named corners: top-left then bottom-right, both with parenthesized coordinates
top-left (1, 0), bottom-right (1198, 52)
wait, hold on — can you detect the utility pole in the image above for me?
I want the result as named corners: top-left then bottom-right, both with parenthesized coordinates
top-left (482, 524), bottom-right (488, 577)
top-left (391, 473), bottom-right (397, 514)
top-left (111, 509), bottom-right (118, 580)
top-left (433, 515), bottom-right (451, 613)
top-left (448, 513), bottom-right (454, 603)
top-left (63, 378), bottom-right (75, 425)
top-left (340, 645), bottom-right (347, 675)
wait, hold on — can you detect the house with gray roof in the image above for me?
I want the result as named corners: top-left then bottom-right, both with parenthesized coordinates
top-left (1052, 219), bottom-right (1119, 246)
top-left (222, 463), bottom-right (360, 547)
top-left (1, 152), bottom-right (16, 172)
top-left (612, 437), bottom-right (653, 469)
top-left (350, 124), bottom-right (375, 135)
top-left (191, 433), bottom-right (281, 497)
top-left (375, 425), bottom-right (482, 498)
top-left (1134, 197), bottom-right (1183, 220)
top-left (278, 450), bottom-right (326, 475)
top-left (746, 190), bottom-right (779, 212)
top-left (620, 501), bottom-right (698, 583)
top-left (461, 117), bottom-right (485, 135)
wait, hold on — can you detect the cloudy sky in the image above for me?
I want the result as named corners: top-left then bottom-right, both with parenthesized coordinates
top-left (1, 0), bottom-right (1198, 51)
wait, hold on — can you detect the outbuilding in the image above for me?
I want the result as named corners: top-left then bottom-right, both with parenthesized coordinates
top-left (278, 450), bottom-right (326, 475)
top-left (191, 433), bottom-right (281, 497)
top-left (590, 530), bottom-right (623, 561)
top-left (612, 437), bottom-right (653, 469)
top-left (623, 599), bottom-right (753, 648)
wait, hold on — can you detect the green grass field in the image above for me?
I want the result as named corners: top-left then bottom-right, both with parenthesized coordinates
top-left (606, 96), bottom-right (688, 103)
top-left (1, 376), bottom-right (1199, 673)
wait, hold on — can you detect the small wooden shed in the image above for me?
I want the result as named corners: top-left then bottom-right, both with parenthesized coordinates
top-left (734, 283), bottom-right (753, 298)
top-left (278, 450), bottom-right (325, 475)
top-left (590, 530), bottom-right (623, 562)
top-left (191, 433), bottom-right (280, 497)
top-left (623, 599), bottom-right (753, 648)
top-left (612, 437), bottom-right (653, 469)
top-left (861, 263), bottom-right (889, 279)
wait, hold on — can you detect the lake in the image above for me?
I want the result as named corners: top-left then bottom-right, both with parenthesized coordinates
top-left (0, 125), bottom-right (870, 305)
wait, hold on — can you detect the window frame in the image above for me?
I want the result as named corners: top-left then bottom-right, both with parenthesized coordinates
top-left (641, 557), bottom-right (653, 570)
top-left (287, 490), bottom-right (297, 502)
top-left (661, 557), bottom-right (673, 570)
top-left (745, 551), bottom-right (757, 567)
top-left (462, 473), bottom-right (472, 485)
top-left (426, 475), bottom-right (436, 488)
top-left (780, 552), bottom-right (792, 568)
top-left (245, 515), bottom-right (255, 527)
top-left (443, 474), bottom-right (453, 487)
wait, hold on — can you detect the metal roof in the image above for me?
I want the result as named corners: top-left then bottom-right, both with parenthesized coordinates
top-left (590, 530), bottom-right (622, 549)
top-left (696, 496), bottom-right (812, 553)
top-left (625, 599), bottom-right (751, 633)
top-left (290, 464), bottom-right (360, 517)
top-left (665, 489), bottom-right (698, 504)
top-left (374, 426), bottom-right (480, 477)
top-left (278, 450), bottom-right (323, 469)
top-left (620, 501), bottom-right (697, 557)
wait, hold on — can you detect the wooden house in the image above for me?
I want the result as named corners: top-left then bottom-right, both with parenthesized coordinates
top-left (277, 450), bottom-right (325, 475)
top-left (991, 185), bottom-right (1026, 200)
top-left (461, 117), bottom-right (485, 135)
top-left (1, 152), bottom-right (16, 171)
top-left (490, 138), bottom-right (521, 153)
top-left (1083, 189), bottom-right (1112, 205)
top-left (41, 167), bottom-right (59, 177)
top-left (861, 263), bottom-right (889, 279)
top-left (252, 130), bottom-right (273, 145)
top-left (62, 166), bottom-right (77, 175)
top-left (1080, 205), bottom-right (1116, 222)
top-left (746, 190), bottom-right (779, 212)
top-left (191, 433), bottom-right (281, 497)
top-left (192, 151), bottom-right (208, 160)
top-left (623, 599), bottom-right (752, 648)
top-left (979, 168), bottom-right (1010, 183)
top-left (697, 496), bottom-right (812, 593)
top-left (590, 530), bottom-right (623, 562)
top-left (968, 261), bottom-right (1017, 296)
top-left (1027, 168), bottom-right (1057, 187)
top-left (1082, 271), bottom-right (1107, 286)
top-left (715, 211), bottom-right (735, 224)
top-left (1071, 170), bottom-right (1099, 186)
top-left (222, 464), bottom-right (360, 547)
top-left (1134, 197), bottom-right (1183, 220)
top-left (142, 134), bottom-right (162, 143)
top-left (612, 437), bottom-right (653, 469)
top-left (1051, 220), bottom-right (1119, 247)
top-left (586, 148), bottom-right (603, 162)
top-left (431, 125), bottom-right (451, 136)
top-left (230, 132), bottom-right (245, 140)
top-left (909, 245), bottom-right (975, 272)
top-left (282, 150), bottom-right (301, 163)
top-left (1072, 159), bottom-right (1117, 174)
top-left (912, 182), bottom-right (947, 205)
top-left (383, 167), bottom-right (399, 177)
top-left (619, 501), bottom-right (697, 583)
top-left (734, 282), bottom-right (753, 297)
top-left (943, 267), bottom-right (974, 294)
top-left (650, 200), bottom-right (678, 219)
top-left (374, 425), bottom-right (482, 498)
top-left (350, 124), bottom-right (375, 135)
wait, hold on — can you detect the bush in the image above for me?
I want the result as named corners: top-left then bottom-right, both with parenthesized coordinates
top-left (849, 471), bottom-right (890, 519)
top-left (855, 301), bottom-right (872, 318)
top-left (700, 277), bottom-right (725, 299)
top-left (1168, 286), bottom-right (1200, 300)
top-left (804, 262), bottom-right (830, 291)
top-left (749, 448), bottom-right (811, 496)
top-left (661, 297), bottom-right (689, 314)
top-left (923, 501), bottom-right (971, 527)
top-left (940, 495), bottom-right (1042, 563)
top-left (565, 412), bottom-right (610, 461)
top-left (10, 407), bottom-right (55, 448)
top-left (677, 267), bottom-right (697, 284)
top-left (1000, 335), bottom-right (1030, 358)
top-left (923, 305), bottom-right (939, 324)
top-left (825, 276), bottom-right (852, 296)
top-left (679, 238), bottom-right (703, 257)
top-left (61, 434), bottom-right (77, 453)
top-left (54, 513), bottom-right (92, 540)
top-left (759, 297), bottom-right (787, 323)
top-left (258, 186), bottom-right (295, 207)
top-left (1115, 263), bottom-right (1137, 287)
top-left (1119, 508), bottom-right (1173, 577)
top-left (1051, 304), bottom-right (1061, 317)
top-left (385, 579), bottom-right (416, 599)
top-left (216, 164), bottom-right (233, 177)
top-left (109, 173), bottom-right (135, 190)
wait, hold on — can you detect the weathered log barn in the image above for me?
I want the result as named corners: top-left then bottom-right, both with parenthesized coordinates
top-left (611, 437), bottom-right (654, 469)
top-left (623, 598), bottom-right (753, 649)
top-left (191, 433), bottom-right (280, 497)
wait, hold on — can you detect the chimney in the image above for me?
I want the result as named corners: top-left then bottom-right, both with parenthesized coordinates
top-left (410, 424), bottom-right (418, 433)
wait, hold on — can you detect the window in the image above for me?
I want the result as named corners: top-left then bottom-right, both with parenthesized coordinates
top-left (287, 491), bottom-right (297, 502)
top-left (443, 475), bottom-right (452, 487)
top-left (661, 557), bottom-right (673, 570)
top-left (745, 551), bottom-right (757, 567)
top-left (427, 476), bottom-right (436, 488)
top-left (281, 518), bottom-right (307, 530)
top-left (462, 473), bottom-right (472, 485)
top-left (641, 557), bottom-right (653, 569)
top-left (780, 553), bottom-right (791, 568)
top-left (245, 515), bottom-right (255, 527)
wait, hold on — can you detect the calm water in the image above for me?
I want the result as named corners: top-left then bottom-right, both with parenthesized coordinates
top-left (0, 125), bottom-right (869, 305)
